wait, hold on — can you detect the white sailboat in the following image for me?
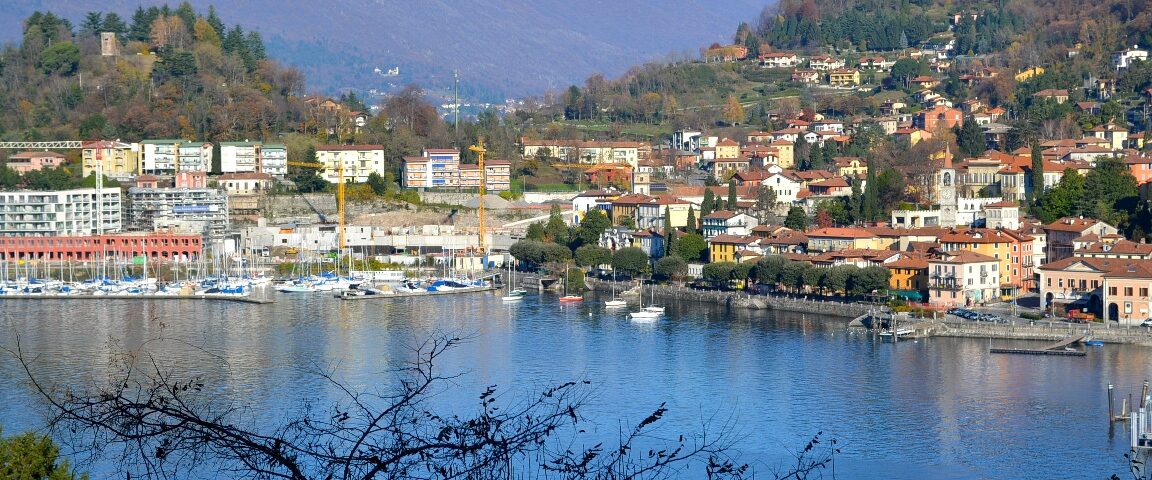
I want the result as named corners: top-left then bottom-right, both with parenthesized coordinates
top-left (642, 281), bottom-right (664, 314)
top-left (604, 270), bottom-right (626, 308)
top-left (628, 278), bottom-right (660, 320)
top-left (559, 264), bottom-right (583, 302)
top-left (501, 259), bottom-right (526, 301)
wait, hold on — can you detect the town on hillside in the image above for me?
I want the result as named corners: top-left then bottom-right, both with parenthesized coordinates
top-left (6, 4), bottom-right (1152, 325)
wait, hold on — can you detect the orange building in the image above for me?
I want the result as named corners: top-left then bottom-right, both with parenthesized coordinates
top-left (939, 228), bottom-right (1034, 293)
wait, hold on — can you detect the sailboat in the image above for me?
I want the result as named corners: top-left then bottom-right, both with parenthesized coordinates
top-left (604, 270), bottom-right (626, 308)
top-left (628, 277), bottom-right (660, 320)
top-left (559, 264), bottom-right (583, 302)
top-left (501, 259), bottom-right (526, 301)
top-left (642, 280), bottom-right (664, 314)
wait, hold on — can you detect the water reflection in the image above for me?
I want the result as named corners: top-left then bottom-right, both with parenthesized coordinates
top-left (1, 291), bottom-right (1148, 479)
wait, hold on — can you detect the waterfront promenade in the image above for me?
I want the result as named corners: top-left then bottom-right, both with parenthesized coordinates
top-left (585, 278), bottom-right (1152, 346)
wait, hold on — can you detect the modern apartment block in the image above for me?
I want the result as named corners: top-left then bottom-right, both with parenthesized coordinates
top-left (127, 187), bottom-right (230, 238)
top-left (315, 145), bottom-right (386, 183)
top-left (139, 140), bottom-right (214, 174)
top-left (219, 142), bottom-right (288, 177)
top-left (402, 149), bottom-right (510, 191)
top-left (0, 188), bottom-right (122, 236)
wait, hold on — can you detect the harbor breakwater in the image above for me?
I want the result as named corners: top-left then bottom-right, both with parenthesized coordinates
top-left (585, 278), bottom-right (869, 318)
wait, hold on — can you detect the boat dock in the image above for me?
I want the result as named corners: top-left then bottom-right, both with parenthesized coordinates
top-left (337, 285), bottom-right (496, 300)
top-left (989, 335), bottom-right (1086, 356)
top-left (0, 294), bottom-right (273, 304)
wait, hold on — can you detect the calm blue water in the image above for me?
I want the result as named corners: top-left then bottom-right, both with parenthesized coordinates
top-left (2, 291), bottom-right (1148, 479)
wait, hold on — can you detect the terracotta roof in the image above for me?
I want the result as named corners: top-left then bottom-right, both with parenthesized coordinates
top-left (1044, 217), bottom-right (1108, 233)
top-left (1075, 240), bottom-right (1152, 256)
top-left (809, 178), bottom-right (850, 188)
top-left (708, 234), bottom-right (759, 245)
top-left (885, 256), bottom-right (930, 269)
top-left (611, 193), bottom-right (654, 205)
top-left (932, 250), bottom-right (998, 264)
top-left (806, 227), bottom-right (878, 239)
top-left (702, 210), bottom-right (739, 220)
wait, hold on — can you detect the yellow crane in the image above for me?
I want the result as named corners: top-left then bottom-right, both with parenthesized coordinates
top-left (287, 159), bottom-right (345, 254)
top-left (467, 139), bottom-right (487, 253)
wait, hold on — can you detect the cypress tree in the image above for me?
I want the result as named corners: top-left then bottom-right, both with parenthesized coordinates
top-left (701, 189), bottom-right (716, 218)
top-left (727, 179), bottom-right (738, 210)
top-left (1029, 141), bottom-right (1044, 203)
top-left (686, 205), bottom-right (697, 235)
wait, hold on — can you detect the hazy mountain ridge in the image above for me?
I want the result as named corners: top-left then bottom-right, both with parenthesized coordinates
top-left (0, 0), bottom-right (769, 100)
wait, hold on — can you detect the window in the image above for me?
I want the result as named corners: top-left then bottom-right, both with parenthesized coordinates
top-left (1059, 279), bottom-right (1064, 288)
top-left (1141, 288), bottom-right (1149, 297)
top-left (1110, 286), bottom-right (1118, 295)
top-left (1047, 278), bottom-right (1051, 287)
top-left (1126, 287), bottom-right (1134, 296)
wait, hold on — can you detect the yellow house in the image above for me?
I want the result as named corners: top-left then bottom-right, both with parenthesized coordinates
top-left (806, 227), bottom-right (884, 253)
top-left (885, 256), bottom-right (929, 292)
top-left (833, 156), bottom-right (868, 177)
top-left (610, 193), bottom-right (653, 226)
top-left (708, 234), bottom-right (759, 263)
top-left (82, 140), bottom-right (138, 178)
top-left (769, 140), bottom-right (795, 168)
top-left (715, 138), bottom-right (740, 159)
top-left (829, 68), bottom-right (861, 86)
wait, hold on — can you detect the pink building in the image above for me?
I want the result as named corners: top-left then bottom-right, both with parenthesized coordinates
top-left (175, 171), bottom-right (208, 189)
top-left (6, 151), bottom-right (67, 173)
top-left (928, 250), bottom-right (1000, 307)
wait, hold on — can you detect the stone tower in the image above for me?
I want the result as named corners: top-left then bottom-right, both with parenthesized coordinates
top-left (939, 147), bottom-right (957, 228)
top-left (100, 32), bottom-right (119, 56)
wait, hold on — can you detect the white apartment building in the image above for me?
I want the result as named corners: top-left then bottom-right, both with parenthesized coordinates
top-left (0, 188), bottom-right (122, 236)
top-left (315, 145), bottom-right (386, 183)
top-left (139, 140), bottom-right (214, 175)
top-left (127, 187), bottom-right (229, 238)
top-left (219, 142), bottom-right (288, 177)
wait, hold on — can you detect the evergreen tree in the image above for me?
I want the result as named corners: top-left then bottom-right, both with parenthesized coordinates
top-left (174, 2), bottom-right (197, 35)
top-left (128, 6), bottom-right (158, 42)
top-left (727, 179), bottom-right (738, 210)
top-left (663, 207), bottom-right (677, 258)
top-left (80, 12), bottom-right (103, 37)
top-left (222, 25), bottom-right (245, 55)
top-left (956, 119), bottom-right (985, 158)
top-left (101, 13), bottom-right (127, 37)
top-left (784, 206), bottom-right (808, 231)
top-left (1029, 141), bottom-right (1044, 203)
top-left (686, 205), bottom-right (697, 235)
top-left (862, 159), bottom-right (879, 221)
top-left (701, 189), bottom-right (716, 217)
top-left (544, 203), bottom-right (569, 246)
top-left (206, 6), bottom-right (225, 37)
top-left (246, 31), bottom-right (266, 60)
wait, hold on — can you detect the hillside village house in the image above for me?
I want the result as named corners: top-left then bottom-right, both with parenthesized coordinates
top-left (635, 196), bottom-right (691, 230)
top-left (828, 69), bottom-right (861, 86)
top-left (833, 157), bottom-right (868, 177)
top-left (858, 56), bottom-right (894, 71)
top-left (218, 142), bottom-right (288, 177)
top-left (139, 140), bottom-right (213, 174)
top-left (82, 140), bottom-right (138, 180)
top-left (759, 52), bottom-right (801, 68)
top-left (939, 228), bottom-right (1034, 291)
top-left (894, 128), bottom-right (933, 146)
top-left (1114, 46), bottom-right (1149, 69)
top-left (914, 105), bottom-right (963, 131)
top-left (808, 55), bottom-right (844, 71)
top-left (1044, 217), bottom-right (1119, 263)
top-left (1032, 89), bottom-right (1070, 104)
top-left (6, 151), bottom-right (66, 173)
top-left (791, 69), bottom-right (821, 84)
top-left (707, 234), bottom-right (762, 263)
top-left (701, 210), bottom-right (758, 238)
top-left (885, 256), bottom-right (929, 294)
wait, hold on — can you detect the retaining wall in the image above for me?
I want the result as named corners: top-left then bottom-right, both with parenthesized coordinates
top-left (585, 278), bottom-right (869, 319)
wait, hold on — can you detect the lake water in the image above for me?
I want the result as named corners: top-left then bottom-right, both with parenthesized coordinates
top-left (2, 290), bottom-right (1149, 479)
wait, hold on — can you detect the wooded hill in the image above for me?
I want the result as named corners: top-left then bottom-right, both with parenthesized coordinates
top-left (0, 4), bottom-right (304, 144)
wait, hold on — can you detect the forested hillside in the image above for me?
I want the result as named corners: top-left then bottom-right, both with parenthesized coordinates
top-left (0, 4), bottom-right (305, 143)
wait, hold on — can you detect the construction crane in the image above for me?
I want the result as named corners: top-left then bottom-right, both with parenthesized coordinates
top-left (286, 159), bottom-right (346, 253)
top-left (467, 139), bottom-right (487, 254)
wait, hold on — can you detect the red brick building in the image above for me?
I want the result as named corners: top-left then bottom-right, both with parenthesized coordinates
top-left (0, 233), bottom-right (202, 261)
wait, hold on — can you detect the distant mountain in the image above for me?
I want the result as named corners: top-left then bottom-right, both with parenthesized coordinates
top-left (0, 1), bottom-right (769, 101)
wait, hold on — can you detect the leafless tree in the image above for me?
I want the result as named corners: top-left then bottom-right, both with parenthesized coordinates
top-left (12, 333), bottom-right (750, 480)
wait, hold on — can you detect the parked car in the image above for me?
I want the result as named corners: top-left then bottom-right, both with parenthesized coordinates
top-left (1141, 318), bottom-right (1152, 327)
